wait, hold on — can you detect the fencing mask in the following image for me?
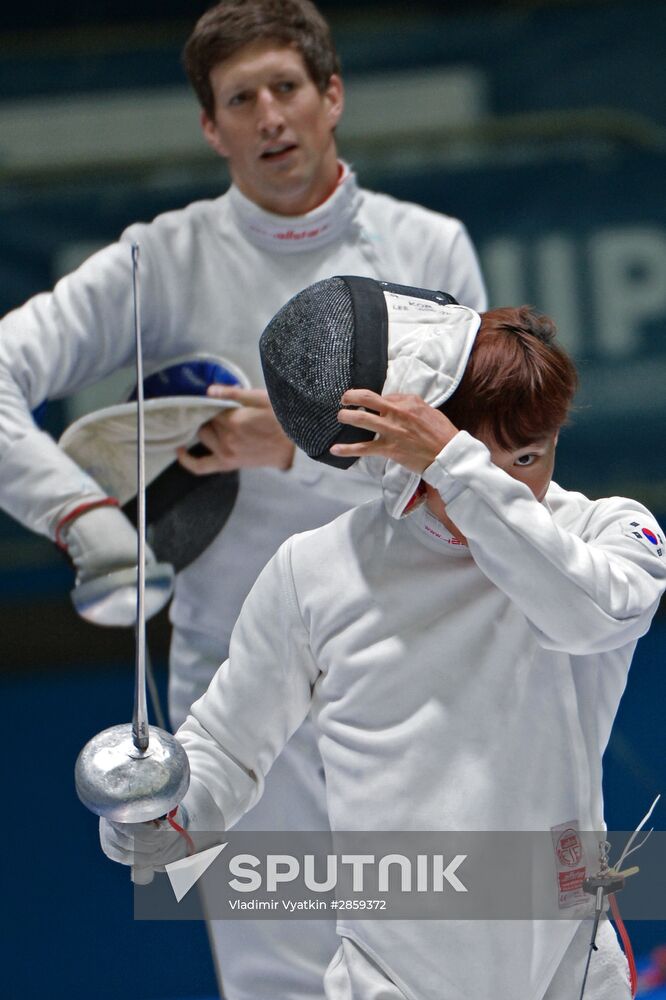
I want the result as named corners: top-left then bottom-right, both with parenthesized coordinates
top-left (60, 354), bottom-right (249, 572)
top-left (260, 276), bottom-right (481, 517)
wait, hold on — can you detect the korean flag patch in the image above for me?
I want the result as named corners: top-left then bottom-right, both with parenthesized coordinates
top-left (621, 519), bottom-right (665, 558)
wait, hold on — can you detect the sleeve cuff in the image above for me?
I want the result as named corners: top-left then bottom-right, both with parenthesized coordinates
top-left (180, 776), bottom-right (227, 832)
top-left (422, 430), bottom-right (486, 505)
top-left (0, 426), bottom-right (108, 539)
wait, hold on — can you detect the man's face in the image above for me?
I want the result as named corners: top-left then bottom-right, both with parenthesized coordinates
top-left (426, 432), bottom-right (559, 544)
top-left (200, 40), bottom-right (344, 216)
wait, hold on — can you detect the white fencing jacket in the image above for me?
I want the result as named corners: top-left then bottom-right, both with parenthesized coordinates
top-left (177, 431), bottom-right (666, 1000)
top-left (0, 166), bottom-right (486, 646)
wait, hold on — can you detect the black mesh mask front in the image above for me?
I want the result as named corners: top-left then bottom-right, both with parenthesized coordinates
top-left (260, 276), bottom-right (389, 468)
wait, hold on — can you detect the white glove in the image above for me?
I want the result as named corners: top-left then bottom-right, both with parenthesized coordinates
top-left (60, 503), bottom-right (154, 586)
top-left (58, 503), bottom-right (174, 625)
top-left (100, 806), bottom-right (191, 877)
top-left (100, 780), bottom-right (226, 879)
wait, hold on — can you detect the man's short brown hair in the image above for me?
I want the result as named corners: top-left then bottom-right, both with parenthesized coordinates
top-left (441, 306), bottom-right (578, 449)
top-left (183, 0), bottom-right (341, 118)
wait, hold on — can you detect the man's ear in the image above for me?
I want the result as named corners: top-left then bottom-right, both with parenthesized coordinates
top-left (200, 109), bottom-right (229, 158)
top-left (324, 74), bottom-right (344, 130)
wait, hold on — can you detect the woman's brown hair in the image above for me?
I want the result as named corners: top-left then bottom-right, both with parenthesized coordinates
top-left (441, 306), bottom-right (578, 449)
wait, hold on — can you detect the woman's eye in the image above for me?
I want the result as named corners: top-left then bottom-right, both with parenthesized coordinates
top-left (515, 454), bottom-right (536, 467)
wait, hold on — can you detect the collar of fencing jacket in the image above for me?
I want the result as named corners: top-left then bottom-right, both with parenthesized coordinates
top-left (228, 161), bottom-right (360, 254)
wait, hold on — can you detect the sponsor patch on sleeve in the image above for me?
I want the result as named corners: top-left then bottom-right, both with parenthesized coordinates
top-left (621, 519), bottom-right (665, 557)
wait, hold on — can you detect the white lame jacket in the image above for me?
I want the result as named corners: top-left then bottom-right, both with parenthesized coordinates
top-left (177, 433), bottom-right (666, 1000)
top-left (0, 167), bottom-right (486, 642)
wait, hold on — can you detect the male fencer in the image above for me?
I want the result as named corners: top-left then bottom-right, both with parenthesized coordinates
top-left (101, 280), bottom-right (665, 1000)
top-left (0, 2), bottom-right (486, 996)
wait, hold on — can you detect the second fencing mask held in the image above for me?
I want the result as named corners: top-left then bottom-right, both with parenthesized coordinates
top-left (60, 354), bottom-right (250, 573)
top-left (260, 276), bottom-right (481, 518)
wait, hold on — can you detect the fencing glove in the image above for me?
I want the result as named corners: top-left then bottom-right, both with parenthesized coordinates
top-left (100, 779), bottom-right (225, 876)
top-left (56, 499), bottom-right (174, 627)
